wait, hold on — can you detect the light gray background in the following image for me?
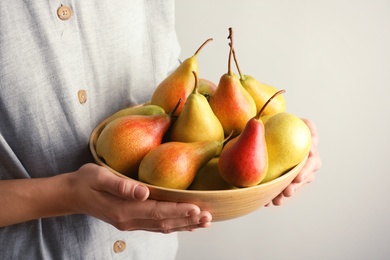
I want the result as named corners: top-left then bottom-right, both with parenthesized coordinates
top-left (174, 1), bottom-right (390, 260)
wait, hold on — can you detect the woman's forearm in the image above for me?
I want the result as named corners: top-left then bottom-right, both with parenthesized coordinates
top-left (0, 174), bottom-right (74, 227)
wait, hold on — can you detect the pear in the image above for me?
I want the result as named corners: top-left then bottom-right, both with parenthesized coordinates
top-left (218, 90), bottom-right (285, 187)
top-left (209, 28), bottom-right (256, 137)
top-left (151, 38), bottom-right (213, 117)
top-left (231, 48), bottom-right (286, 116)
top-left (261, 112), bottom-right (312, 183)
top-left (109, 104), bottom-right (166, 122)
top-left (138, 140), bottom-right (225, 190)
top-left (189, 157), bottom-right (237, 190)
top-left (169, 71), bottom-right (224, 143)
top-left (96, 101), bottom-right (180, 179)
top-left (260, 114), bottom-right (273, 124)
top-left (198, 78), bottom-right (217, 101)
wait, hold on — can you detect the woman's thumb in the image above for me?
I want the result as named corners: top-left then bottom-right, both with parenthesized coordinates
top-left (102, 169), bottom-right (150, 201)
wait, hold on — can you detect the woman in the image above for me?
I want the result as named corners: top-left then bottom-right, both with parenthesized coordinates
top-left (0, 1), bottom-right (321, 259)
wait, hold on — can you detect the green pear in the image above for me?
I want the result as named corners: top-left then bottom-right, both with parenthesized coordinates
top-left (218, 90), bottom-right (285, 187)
top-left (231, 48), bottom-right (286, 116)
top-left (170, 71), bottom-right (224, 143)
top-left (109, 104), bottom-right (166, 122)
top-left (151, 38), bottom-right (213, 117)
top-left (261, 112), bottom-right (312, 183)
top-left (138, 140), bottom-right (225, 190)
top-left (209, 28), bottom-right (256, 137)
top-left (189, 157), bottom-right (237, 190)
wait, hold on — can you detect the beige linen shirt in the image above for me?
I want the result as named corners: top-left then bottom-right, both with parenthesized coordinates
top-left (0, 1), bottom-right (180, 259)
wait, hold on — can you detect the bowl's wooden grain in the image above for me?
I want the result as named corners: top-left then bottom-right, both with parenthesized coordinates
top-left (89, 111), bottom-right (307, 222)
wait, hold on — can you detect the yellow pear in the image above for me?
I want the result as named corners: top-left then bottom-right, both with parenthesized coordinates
top-left (231, 48), bottom-right (286, 116)
top-left (170, 71), bottom-right (224, 143)
top-left (260, 114), bottom-right (273, 124)
top-left (261, 112), bottom-right (312, 183)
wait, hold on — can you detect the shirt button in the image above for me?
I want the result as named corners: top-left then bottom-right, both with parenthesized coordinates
top-left (113, 240), bottom-right (126, 253)
top-left (57, 5), bottom-right (72, 20)
top-left (77, 90), bottom-right (87, 104)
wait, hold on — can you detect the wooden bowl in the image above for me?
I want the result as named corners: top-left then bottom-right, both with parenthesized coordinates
top-left (89, 113), bottom-right (307, 222)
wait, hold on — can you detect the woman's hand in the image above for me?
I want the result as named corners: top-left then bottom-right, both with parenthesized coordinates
top-left (266, 119), bottom-right (322, 206)
top-left (0, 163), bottom-right (211, 232)
top-left (67, 163), bottom-right (212, 233)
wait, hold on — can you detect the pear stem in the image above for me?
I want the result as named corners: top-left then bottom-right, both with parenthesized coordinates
top-left (223, 130), bottom-right (234, 143)
top-left (169, 98), bottom-right (182, 117)
top-left (194, 38), bottom-right (213, 56)
top-left (256, 90), bottom-right (286, 119)
top-left (191, 71), bottom-right (199, 94)
top-left (227, 28), bottom-right (234, 75)
top-left (231, 48), bottom-right (244, 80)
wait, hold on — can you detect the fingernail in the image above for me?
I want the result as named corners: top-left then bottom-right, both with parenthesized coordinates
top-left (187, 209), bottom-right (200, 217)
top-left (134, 185), bottom-right (148, 200)
top-left (199, 216), bottom-right (211, 224)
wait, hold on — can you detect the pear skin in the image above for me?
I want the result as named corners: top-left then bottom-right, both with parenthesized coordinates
top-left (240, 76), bottom-right (286, 116)
top-left (189, 157), bottom-right (237, 190)
top-left (218, 90), bottom-right (285, 187)
top-left (138, 140), bottom-right (224, 190)
top-left (170, 71), bottom-right (224, 142)
top-left (218, 116), bottom-right (268, 187)
top-left (209, 28), bottom-right (256, 137)
top-left (96, 113), bottom-right (172, 179)
top-left (260, 114), bottom-right (273, 124)
top-left (231, 48), bottom-right (286, 116)
top-left (109, 104), bottom-right (166, 122)
top-left (198, 78), bottom-right (217, 100)
top-left (151, 38), bottom-right (213, 117)
top-left (261, 112), bottom-right (312, 183)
